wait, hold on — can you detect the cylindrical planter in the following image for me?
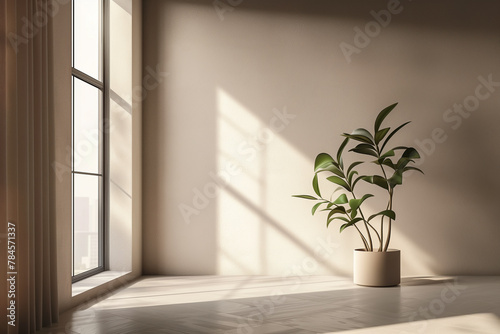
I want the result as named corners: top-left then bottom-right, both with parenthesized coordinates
top-left (353, 248), bottom-right (400, 287)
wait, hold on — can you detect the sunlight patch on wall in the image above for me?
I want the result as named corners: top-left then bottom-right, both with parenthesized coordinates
top-left (108, 0), bottom-right (133, 272)
top-left (216, 88), bottom-right (265, 274)
top-left (216, 88), bottom-right (340, 275)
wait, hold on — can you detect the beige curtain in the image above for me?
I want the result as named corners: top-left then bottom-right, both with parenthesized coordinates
top-left (1, 0), bottom-right (59, 332)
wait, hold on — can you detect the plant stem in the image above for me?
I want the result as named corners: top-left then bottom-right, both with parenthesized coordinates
top-left (366, 222), bottom-right (381, 244)
top-left (376, 144), bottom-right (393, 252)
top-left (379, 217), bottom-right (384, 252)
top-left (383, 220), bottom-right (392, 251)
top-left (353, 224), bottom-right (370, 251)
top-left (340, 163), bottom-right (372, 251)
top-left (326, 192), bottom-right (370, 251)
top-left (351, 193), bottom-right (373, 251)
top-left (378, 202), bottom-right (390, 251)
top-left (383, 190), bottom-right (394, 252)
top-left (342, 210), bottom-right (369, 251)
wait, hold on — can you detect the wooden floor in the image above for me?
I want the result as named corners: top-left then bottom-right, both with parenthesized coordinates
top-left (38, 276), bottom-right (500, 333)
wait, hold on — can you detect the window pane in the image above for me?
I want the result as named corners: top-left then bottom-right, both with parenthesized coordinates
top-left (73, 0), bottom-right (102, 80)
top-left (73, 77), bottom-right (102, 174)
top-left (73, 174), bottom-right (101, 275)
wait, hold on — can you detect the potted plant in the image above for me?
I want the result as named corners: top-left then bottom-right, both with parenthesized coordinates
top-left (294, 103), bottom-right (423, 286)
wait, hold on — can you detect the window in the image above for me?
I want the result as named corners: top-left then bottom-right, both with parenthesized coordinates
top-left (71, 0), bottom-right (108, 282)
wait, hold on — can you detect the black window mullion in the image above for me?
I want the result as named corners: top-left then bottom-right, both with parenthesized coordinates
top-left (71, 76), bottom-right (75, 278)
top-left (72, 68), bottom-right (104, 90)
top-left (71, 173), bottom-right (74, 277)
top-left (103, 0), bottom-right (110, 271)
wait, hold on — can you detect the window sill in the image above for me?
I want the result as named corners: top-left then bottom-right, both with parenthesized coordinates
top-left (72, 271), bottom-right (130, 297)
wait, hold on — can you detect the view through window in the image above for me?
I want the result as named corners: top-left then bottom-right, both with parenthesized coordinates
top-left (71, 0), bottom-right (106, 281)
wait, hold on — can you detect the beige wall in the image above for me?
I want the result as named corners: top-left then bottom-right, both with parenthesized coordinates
top-left (142, 0), bottom-right (500, 277)
top-left (52, 0), bottom-right (142, 313)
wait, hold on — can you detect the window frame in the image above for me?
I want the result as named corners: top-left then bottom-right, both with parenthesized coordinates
top-left (71, 0), bottom-right (110, 283)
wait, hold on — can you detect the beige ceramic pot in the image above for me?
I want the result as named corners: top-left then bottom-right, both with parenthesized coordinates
top-left (353, 248), bottom-right (400, 287)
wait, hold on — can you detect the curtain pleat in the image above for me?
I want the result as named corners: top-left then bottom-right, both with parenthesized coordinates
top-left (0, 0), bottom-right (8, 328)
top-left (2, 0), bottom-right (59, 332)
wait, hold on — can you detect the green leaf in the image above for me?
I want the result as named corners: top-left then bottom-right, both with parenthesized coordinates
top-left (349, 194), bottom-right (374, 211)
top-left (292, 195), bottom-right (318, 200)
top-left (396, 159), bottom-right (414, 170)
top-left (395, 148), bottom-right (420, 170)
top-left (403, 166), bottom-right (424, 174)
top-left (402, 147), bottom-right (420, 160)
top-left (332, 206), bottom-right (347, 214)
top-left (380, 150), bottom-right (395, 159)
top-left (348, 170), bottom-right (358, 185)
top-left (362, 175), bottom-right (389, 190)
top-left (323, 206), bottom-right (347, 215)
top-left (352, 128), bottom-right (374, 143)
top-left (327, 216), bottom-right (350, 228)
top-left (343, 128), bottom-right (375, 145)
top-left (382, 159), bottom-right (396, 170)
top-left (352, 217), bottom-right (363, 224)
top-left (347, 161), bottom-right (363, 175)
top-left (337, 137), bottom-right (349, 163)
top-left (326, 176), bottom-right (351, 191)
top-left (343, 134), bottom-right (371, 144)
top-left (353, 143), bottom-right (377, 152)
top-left (312, 202), bottom-right (325, 215)
top-left (327, 207), bottom-right (347, 221)
top-left (340, 217), bottom-right (363, 233)
top-left (352, 128), bottom-right (374, 140)
top-left (380, 121), bottom-right (410, 152)
top-left (375, 127), bottom-right (390, 144)
top-left (375, 150), bottom-right (395, 165)
top-left (367, 210), bottom-right (396, 222)
top-left (314, 153), bottom-right (334, 172)
top-left (375, 103), bottom-right (398, 133)
top-left (350, 208), bottom-right (358, 219)
top-left (312, 174), bottom-right (321, 197)
top-left (388, 169), bottom-right (403, 188)
top-left (317, 164), bottom-right (344, 178)
top-left (351, 147), bottom-right (378, 157)
top-left (332, 216), bottom-right (350, 223)
top-left (349, 143), bottom-right (378, 157)
top-left (333, 193), bottom-right (348, 205)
